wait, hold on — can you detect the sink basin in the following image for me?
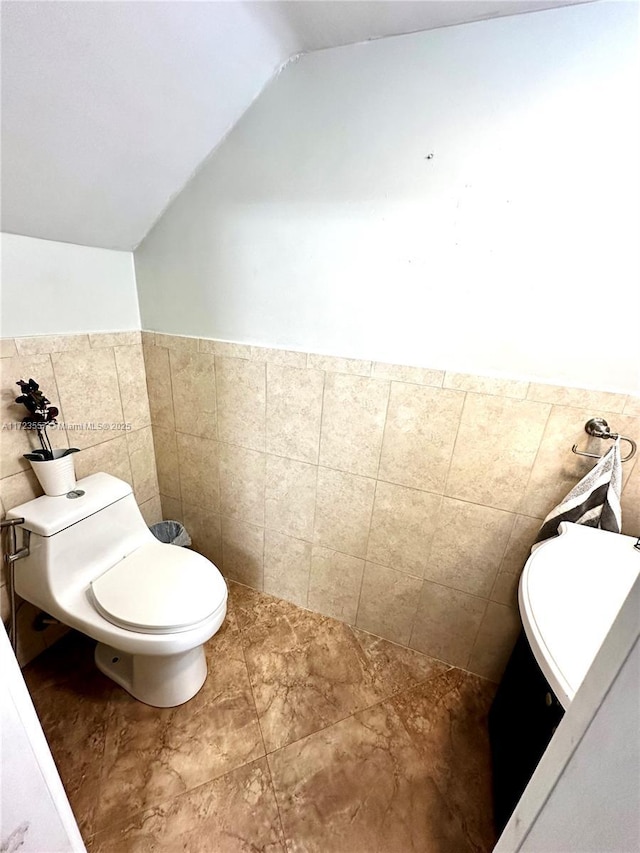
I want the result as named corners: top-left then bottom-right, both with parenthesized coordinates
top-left (519, 522), bottom-right (639, 708)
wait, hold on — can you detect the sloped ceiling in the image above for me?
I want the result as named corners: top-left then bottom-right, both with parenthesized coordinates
top-left (0, 0), bottom-right (593, 251)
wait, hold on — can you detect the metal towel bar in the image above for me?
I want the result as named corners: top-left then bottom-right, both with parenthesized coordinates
top-left (571, 417), bottom-right (636, 463)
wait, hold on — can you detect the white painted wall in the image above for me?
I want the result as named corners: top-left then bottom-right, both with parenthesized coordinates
top-left (136, 2), bottom-right (640, 395)
top-left (1, 1), bottom-right (295, 250)
top-left (0, 233), bottom-right (139, 337)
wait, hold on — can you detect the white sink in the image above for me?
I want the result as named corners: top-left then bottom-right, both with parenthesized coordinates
top-left (519, 522), bottom-right (639, 709)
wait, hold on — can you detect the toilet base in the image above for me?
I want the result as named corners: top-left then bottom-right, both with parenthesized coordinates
top-left (95, 642), bottom-right (207, 707)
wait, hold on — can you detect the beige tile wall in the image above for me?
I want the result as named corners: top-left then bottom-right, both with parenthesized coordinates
top-left (0, 332), bottom-right (161, 665)
top-left (3, 327), bottom-right (637, 680)
top-left (142, 332), bottom-right (640, 682)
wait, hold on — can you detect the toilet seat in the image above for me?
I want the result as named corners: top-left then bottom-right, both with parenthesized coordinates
top-left (90, 542), bottom-right (226, 635)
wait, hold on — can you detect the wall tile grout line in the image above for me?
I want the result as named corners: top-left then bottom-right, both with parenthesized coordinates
top-left (465, 598), bottom-right (492, 673)
top-left (440, 389), bottom-right (467, 503)
top-left (167, 348), bottom-right (186, 515)
top-left (259, 358), bottom-right (267, 590)
top-left (47, 351), bottom-right (72, 454)
top-left (307, 368), bottom-right (329, 606)
top-left (515, 401), bottom-right (555, 518)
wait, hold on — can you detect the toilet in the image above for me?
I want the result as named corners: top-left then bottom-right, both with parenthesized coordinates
top-left (7, 472), bottom-right (227, 707)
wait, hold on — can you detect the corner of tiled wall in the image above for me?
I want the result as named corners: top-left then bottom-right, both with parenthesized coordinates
top-left (1, 331), bottom-right (162, 665)
top-left (3, 328), bottom-right (637, 677)
top-left (141, 331), bottom-right (640, 684)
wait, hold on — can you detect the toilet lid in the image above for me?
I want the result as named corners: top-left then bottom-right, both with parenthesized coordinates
top-left (90, 542), bottom-right (227, 634)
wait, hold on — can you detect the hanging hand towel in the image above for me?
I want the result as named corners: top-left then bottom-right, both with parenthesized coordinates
top-left (532, 437), bottom-right (622, 548)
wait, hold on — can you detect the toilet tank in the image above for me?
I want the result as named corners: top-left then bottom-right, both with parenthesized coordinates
top-left (7, 473), bottom-right (155, 612)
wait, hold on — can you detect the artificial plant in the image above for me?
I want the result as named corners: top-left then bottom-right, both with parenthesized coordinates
top-left (15, 378), bottom-right (59, 460)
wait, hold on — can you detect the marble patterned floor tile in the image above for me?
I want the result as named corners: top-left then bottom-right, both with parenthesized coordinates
top-left (229, 580), bottom-right (333, 651)
top-left (268, 701), bottom-right (479, 853)
top-left (88, 757), bottom-right (286, 853)
top-left (27, 660), bottom-right (116, 837)
top-left (24, 584), bottom-right (497, 853)
top-left (231, 582), bottom-right (451, 754)
top-left (391, 668), bottom-right (497, 852)
top-left (351, 627), bottom-right (452, 697)
top-left (243, 617), bottom-right (384, 753)
top-left (95, 616), bottom-right (265, 832)
top-left (229, 580), bottom-right (446, 696)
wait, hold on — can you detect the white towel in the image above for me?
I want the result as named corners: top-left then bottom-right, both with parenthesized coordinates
top-left (532, 437), bottom-right (622, 548)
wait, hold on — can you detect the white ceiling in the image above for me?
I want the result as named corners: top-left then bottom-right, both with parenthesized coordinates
top-left (0, 0), bottom-right (593, 251)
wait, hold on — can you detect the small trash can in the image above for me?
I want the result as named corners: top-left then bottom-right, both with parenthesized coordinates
top-left (149, 520), bottom-right (192, 548)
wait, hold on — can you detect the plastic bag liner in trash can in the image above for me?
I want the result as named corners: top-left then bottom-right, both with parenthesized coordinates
top-left (149, 520), bottom-right (192, 548)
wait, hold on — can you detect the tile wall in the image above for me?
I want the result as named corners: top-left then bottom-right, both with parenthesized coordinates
top-left (0, 332), bottom-right (161, 664)
top-left (142, 332), bottom-right (640, 681)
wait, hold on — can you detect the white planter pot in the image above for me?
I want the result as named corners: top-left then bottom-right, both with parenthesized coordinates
top-left (28, 450), bottom-right (78, 496)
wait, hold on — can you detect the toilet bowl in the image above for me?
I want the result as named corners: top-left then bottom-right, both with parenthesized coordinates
top-left (7, 472), bottom-right (227, 707)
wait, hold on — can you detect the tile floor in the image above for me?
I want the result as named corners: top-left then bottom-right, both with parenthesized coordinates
top-left (23, 581), bottom-right (497, 852)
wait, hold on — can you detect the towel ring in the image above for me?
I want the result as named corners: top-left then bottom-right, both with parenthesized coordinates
top-left (571, 417), bottom-right (637, 463)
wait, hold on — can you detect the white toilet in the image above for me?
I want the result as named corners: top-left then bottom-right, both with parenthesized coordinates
top-left (7, 472), bottom-right (227, 707)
